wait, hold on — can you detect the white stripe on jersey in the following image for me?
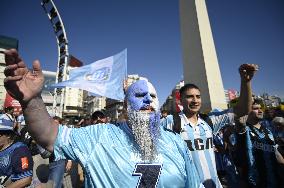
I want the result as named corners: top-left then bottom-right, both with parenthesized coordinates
top-left (61, 126), bottom-right (72, 144)
top-left (194, 125), bottom-right (211, 181)
top-left (179, 112), bottom-right (222, 187)
top-left (210, 108), bottom-right (234, 134)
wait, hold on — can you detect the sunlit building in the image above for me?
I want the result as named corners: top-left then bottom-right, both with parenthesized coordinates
top-left (0, 35), bottom-right (19, 109)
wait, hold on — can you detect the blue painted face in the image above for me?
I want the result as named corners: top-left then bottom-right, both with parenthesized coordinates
top-left (126, 80), bottom-right (159, 111)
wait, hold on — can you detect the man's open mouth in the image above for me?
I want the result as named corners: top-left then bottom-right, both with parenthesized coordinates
top-left (141, 105), bottom-right (155, 112)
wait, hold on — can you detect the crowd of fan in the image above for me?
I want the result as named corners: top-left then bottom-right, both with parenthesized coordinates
top-left (2, 100), bottom-right (284, 188)
top-left (1, 49), bottom-right (284, 188)
top-left (0, 107), bottom-right (108, 188)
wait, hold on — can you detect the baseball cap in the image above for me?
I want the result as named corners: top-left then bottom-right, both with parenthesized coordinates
top-left (0, 114), bottom-right (14, 131)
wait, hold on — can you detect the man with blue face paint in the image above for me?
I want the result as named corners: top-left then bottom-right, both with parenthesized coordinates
top-left (125, 79), bottom-right (161, 162)
top-left (3, 49), bottom-right (204, 188)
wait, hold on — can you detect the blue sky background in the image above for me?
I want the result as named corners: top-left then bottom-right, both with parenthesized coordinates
top-left (1, 0), bottom-right (283, 105)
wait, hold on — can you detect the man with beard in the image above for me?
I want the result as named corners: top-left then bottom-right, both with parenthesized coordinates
top-left (3, 49), bottom-right (203, 188)
top-left (235, 99), bottom-right (280, 188)
top-left (174, 64), bottom-right (258, 187)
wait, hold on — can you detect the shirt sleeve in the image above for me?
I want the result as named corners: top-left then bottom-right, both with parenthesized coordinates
top-left (160, 115), bottom-right (174, 130)
top-left (166, 115), bottom-right (174, 130)
top-left (53, 125), bottom-right (104, 164)
top-left (234, 127), bottom-right (250, 167)
top-left (209, 108), bottom-right (235, 133)
top-left (11, 146), bottom-right (33, 182)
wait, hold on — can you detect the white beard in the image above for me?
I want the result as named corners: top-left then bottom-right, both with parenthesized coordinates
top-left (127, 109), bottom-right (160, 162)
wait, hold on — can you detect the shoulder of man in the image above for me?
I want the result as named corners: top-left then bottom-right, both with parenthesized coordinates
top-left (162, 126), bottom-right (177, 135)
top-left (9, 142), bottom-right (27, 152)
top-left (261, 125), bottom-right (275, 143)
top-left (199, 113), bottom-right (213, 130)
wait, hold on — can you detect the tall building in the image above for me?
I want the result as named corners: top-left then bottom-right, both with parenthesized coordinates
top-left (83, 94), bottom-right (106, 116)
top-left (0, 35), bottom-right (19, 109)
top-left (46, 55), bottom-right (85, 117)
top-left (36, 70), bottom-right (85, 117)
top-left (42, 70), bottom-right (57, 114)
top-left (0, 58), bottom-right (6, 109)
top-left (180, 0), bottom-right (227, 112)
top-left (62, 65), bottom-right (84, 117)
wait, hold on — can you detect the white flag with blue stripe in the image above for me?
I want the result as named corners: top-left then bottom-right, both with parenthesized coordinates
top-left (51, 49), bottom-right (127, 100)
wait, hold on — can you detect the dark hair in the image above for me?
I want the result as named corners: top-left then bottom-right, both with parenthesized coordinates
top-left (0, 130), bottom-right (18, 140)
top-left (161, 110), bottom-right (168, 114)
top-left (52, 116), bottom-right (62, 124)
top-left (84, 115), bottom-right (92, 120)
top-left (179, 83), bottom-right (200, 97)
top-left (4, 106), bottom-right (14, 113)
top-left (92, 111), bottom-right (106, 120)
top-left (252, 98), bottom-right (262, 106)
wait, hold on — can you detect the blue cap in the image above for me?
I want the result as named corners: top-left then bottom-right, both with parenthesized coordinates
top-left (0, 114), bottom-right (14, 131)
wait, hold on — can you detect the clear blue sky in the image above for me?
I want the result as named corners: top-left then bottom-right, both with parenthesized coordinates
top-left (1, 0), bottom-right (283, 105)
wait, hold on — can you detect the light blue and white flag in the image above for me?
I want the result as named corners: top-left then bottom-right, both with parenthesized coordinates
top-left (51, 49), bottom-right (127, 100)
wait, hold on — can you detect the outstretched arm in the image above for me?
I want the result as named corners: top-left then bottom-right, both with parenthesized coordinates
top-left (233, 64), bottom-right (258, 117)
top-left (4, 49), bottom-right (58, 152)
top-left (6, 176), bottom-right (32, 188)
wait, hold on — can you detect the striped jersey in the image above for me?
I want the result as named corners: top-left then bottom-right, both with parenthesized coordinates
top-left (53, 122), bottom-right (203, 188)
top-left (160, 115), bottom-right (174, 131)
top-left (0, 142), bottom-right (33, 186)
top-left (237, 125), bottom-right (279, 187)
top-left (179, 109), bottom-right (234, 188)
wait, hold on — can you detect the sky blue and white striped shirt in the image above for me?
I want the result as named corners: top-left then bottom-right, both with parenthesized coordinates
top-left (54, 122), bottom-right (203, 188)
top-left (179, 109), bottom-right (234, 187)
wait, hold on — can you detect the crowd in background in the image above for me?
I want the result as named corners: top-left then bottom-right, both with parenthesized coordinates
top-left (1, 49), bottom-right (284, 188)
top-left (0, 107), bottom-right (109, 188)
top-left (2, 98), bottom-right (284, 188)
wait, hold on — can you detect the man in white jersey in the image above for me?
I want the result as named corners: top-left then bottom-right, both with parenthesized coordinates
top-left (173, 64), bottom-right (258, 187)
top-left (3, 49), bottom-right (203, 188)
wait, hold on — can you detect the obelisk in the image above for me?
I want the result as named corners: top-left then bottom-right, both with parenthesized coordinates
top-left (180, 0), bottom-right (227, 111)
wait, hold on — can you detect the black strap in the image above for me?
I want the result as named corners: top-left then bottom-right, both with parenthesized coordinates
top-left (248, 124), bottom-right (275, 145)
top-left (173, 112), bottom-right (214, 133)
top-left (5, 113), bottom-right (14, 122)
top-left (173, 113), bottom-right (181, 133)
top-left (199, 113), bottom-right (213, 130)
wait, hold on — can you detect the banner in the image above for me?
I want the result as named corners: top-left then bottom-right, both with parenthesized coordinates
top-left (51, 49), bottom-right (127, 100)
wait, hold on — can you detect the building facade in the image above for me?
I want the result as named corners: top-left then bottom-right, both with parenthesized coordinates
top-left (41, 70), bottom-right (85, 117)
top-left (0, 58), bottom-right (6, 109)
top-left (83, 94), bottom-right (106, 116)
top-left (0, 35), bottom-right (19, 109)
